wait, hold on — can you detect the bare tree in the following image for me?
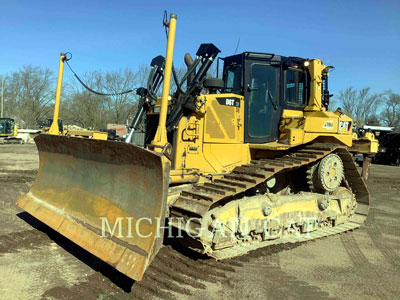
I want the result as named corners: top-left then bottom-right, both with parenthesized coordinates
top-left (64, 68), bottom-right (142, 129)
top-left (336, 87), bottom-right (384, 127)
top-left (63, 71), bottom-right (109, 129)
top-left (136, 64), bottom-right (151, 88)
top-left (381, 92), bottom-right (400, 128)
top-left (171, 65), bottom-right (187, 93)
top-left (365, 115), bottom-right (381, 126)
top-left (66, 91), bottom-right (107, 129)
top-left (102, 68), bottom-right (138, 124)
top-left (3, 66), bottom-right (55, 128)
top-left (328, 98), bottom-right (338, 112)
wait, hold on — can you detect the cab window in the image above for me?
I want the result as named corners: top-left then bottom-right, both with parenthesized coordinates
top-left (285, 69), bottom-right (307, 105)
top-left (225, 65), bottom-right (242, 94)
top-left (248, 64), bottom-right (278, 137)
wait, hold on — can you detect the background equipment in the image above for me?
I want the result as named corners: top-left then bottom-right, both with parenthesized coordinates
top-left (0, 117), bottom-right (23, 144)
top-left (40, 53), bottom-right (108, 140)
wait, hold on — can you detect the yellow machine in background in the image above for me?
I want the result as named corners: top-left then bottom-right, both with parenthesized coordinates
top-left (0, 118), bottom-right (17, 138)
top-left (0, 117), bottom-right (24, 144)
top-left (17, 13), bottom-right (377, 281)
top-left (42, 53), bottom-right (108, 140)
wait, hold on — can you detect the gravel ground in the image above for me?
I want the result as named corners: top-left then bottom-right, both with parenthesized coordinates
top-left (0, 144), bottom-right (399, 300)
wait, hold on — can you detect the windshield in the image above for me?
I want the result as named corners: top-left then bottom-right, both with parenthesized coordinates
top-left (0, 119), bottom-right (14, 135)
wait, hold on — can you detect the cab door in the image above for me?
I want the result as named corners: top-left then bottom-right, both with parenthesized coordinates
top-left (244, 61), bottom-right (281, 143)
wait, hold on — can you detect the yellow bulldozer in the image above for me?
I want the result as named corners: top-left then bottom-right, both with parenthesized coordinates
top-left (0, 117), bottom-right (23, 143)
top-left (0, 118), bottom-right (17, 138)
top-left (17, 13), bottom-right (378, 281)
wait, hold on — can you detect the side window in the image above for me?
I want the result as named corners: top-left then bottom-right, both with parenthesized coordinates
top-left (285, 69), bottom-right (307, 105)
top-left (286, 71), bottom-right (296, 103)
top-left (227, 72), bottom-right (234, 88)
top-left (298, 71), bottom-right (305, 104)
top-left (225, 65), bottom-right (242, 94)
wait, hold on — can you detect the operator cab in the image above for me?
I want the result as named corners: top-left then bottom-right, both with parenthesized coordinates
top-left (222, 53), bottom-right (311, 144)
top-left (0, 118), bottom-right (15, 136)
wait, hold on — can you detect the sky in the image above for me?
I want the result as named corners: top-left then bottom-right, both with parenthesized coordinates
top-left (1, 0), bottom-right (399, 97)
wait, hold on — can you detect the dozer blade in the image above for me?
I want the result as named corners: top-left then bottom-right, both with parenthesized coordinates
top-left (17, 134), bottom-right (170, 281)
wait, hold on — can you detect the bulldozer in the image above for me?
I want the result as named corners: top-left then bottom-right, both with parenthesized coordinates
top-left (0, 117), bottom-right (23, 143)
top-left (0, 118), bottom-right (17, 138)
top-left (17, 13), bottom-right (378, 281)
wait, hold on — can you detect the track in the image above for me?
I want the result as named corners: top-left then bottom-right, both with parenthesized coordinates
top-left (170, 143), bottom-right (370, 258)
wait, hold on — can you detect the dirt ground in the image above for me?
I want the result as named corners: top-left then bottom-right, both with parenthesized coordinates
top-left (0, 144), bottom-right (399, 300)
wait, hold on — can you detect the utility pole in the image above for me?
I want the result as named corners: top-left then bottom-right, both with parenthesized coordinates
top-left (1, 75), bottom-right (3, 118)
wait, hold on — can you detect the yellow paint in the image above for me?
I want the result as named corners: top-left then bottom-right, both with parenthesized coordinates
top-left (277, 109), bottom-right (354, 148)
top-left (203, 94), bottom-right (244, 143)
top-left (172, 93), bottom-right (250, 175)
top-left (304, 59), bottom-right (325, 112)
top-left (92, 131), bottom-right (108, 140)
top-left (49, 53), bottom-right (66, 135)
top-left (151, 13), bottom-right (177, 150)
top-left (350, 132), bottom-right (379, 154)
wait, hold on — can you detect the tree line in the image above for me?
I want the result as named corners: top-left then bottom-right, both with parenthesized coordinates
top-left (332, 87), bottom-right (400, 129)
top-left (1, 64), bottom-right (152, 129)
top-left (335, 87), bottom-right (400, 129)
top-left (1, 65), bottom-right (399, 130)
